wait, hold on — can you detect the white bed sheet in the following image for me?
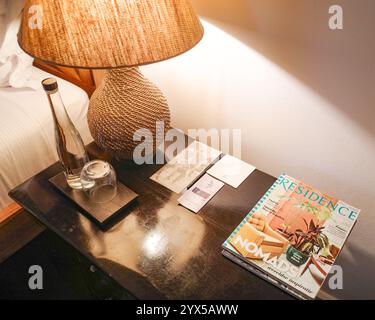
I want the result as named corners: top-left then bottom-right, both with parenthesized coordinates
top-left (0, 67), bottom-right (92, 210)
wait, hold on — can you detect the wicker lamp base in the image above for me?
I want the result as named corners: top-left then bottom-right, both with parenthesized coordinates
top-left (88, 67), bottom-right (171, 160)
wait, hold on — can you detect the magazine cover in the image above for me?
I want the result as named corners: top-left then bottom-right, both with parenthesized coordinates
top-left (223, 174), bottom-right (360, 299)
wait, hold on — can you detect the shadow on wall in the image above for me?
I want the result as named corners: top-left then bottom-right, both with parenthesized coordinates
top-left (192, 0), bottom-right (375, 137)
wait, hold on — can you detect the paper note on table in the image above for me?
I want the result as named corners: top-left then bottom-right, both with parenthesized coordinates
top-left (150, 141), bottom-right (222, 194)
top-left (207, 154), bottom-right (256, 188)
top-left (177, 174), bottom-right (224, 213)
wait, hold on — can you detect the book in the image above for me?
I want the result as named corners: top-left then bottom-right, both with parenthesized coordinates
top-left (177, 174), bottom-right (224, 213)
top-left (150, 141), bottom-right (222, 194)
top-left (207, 154), bottom-right (256, 188)
top-left (222, 174), bottom-right (360, 299)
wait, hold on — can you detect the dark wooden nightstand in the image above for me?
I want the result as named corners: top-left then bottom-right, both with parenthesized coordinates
top-left (9, 141), bottom-right (294, 300)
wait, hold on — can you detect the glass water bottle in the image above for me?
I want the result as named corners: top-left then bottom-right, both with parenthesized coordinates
top-left (42, 78), bottom-right (89, 189)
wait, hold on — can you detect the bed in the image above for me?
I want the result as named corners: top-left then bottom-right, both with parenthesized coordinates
top-left (0, 66), bottom-right (93, 210)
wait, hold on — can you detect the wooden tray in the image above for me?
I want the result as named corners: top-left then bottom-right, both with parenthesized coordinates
top-left (49, 172), bottom-right (138, 229)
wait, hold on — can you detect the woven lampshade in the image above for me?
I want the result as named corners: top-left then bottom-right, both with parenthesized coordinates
top-left (19, 0), bottom-right (203, 160)
top-left (18, 0), bottom-right (204, 68)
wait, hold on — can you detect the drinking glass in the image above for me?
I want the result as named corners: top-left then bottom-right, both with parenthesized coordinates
top-left (80, 160), bottom-right (117, 203)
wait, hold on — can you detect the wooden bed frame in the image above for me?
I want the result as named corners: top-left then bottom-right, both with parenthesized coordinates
top-left (0, 60), bottom-right (99, 263)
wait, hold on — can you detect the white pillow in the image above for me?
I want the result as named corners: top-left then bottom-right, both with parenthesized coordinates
top-left (0, 17), bottom-right (38, 89)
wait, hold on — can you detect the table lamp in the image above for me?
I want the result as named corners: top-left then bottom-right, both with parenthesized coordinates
top-left (18, 0), bottom-right (204, 159)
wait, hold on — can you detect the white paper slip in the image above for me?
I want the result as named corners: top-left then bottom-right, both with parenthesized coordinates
top-left (178, 174), bottom-right (224, 213)
top-left (150, 141), bottom-right (222, 194)
top-left (207, 154), bottom-right (256, 188)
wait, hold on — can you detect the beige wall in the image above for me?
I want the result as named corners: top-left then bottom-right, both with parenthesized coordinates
top-left (141, 0), bottom-right (375, 299)
top-left (0, 0), bottom-right (24, 46)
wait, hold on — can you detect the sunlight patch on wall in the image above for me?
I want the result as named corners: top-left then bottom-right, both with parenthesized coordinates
top-left (142, 19), bottom-right (372, 149)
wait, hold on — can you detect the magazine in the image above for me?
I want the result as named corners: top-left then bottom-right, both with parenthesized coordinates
top-left (222, 174), bottom-right (360, 299)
